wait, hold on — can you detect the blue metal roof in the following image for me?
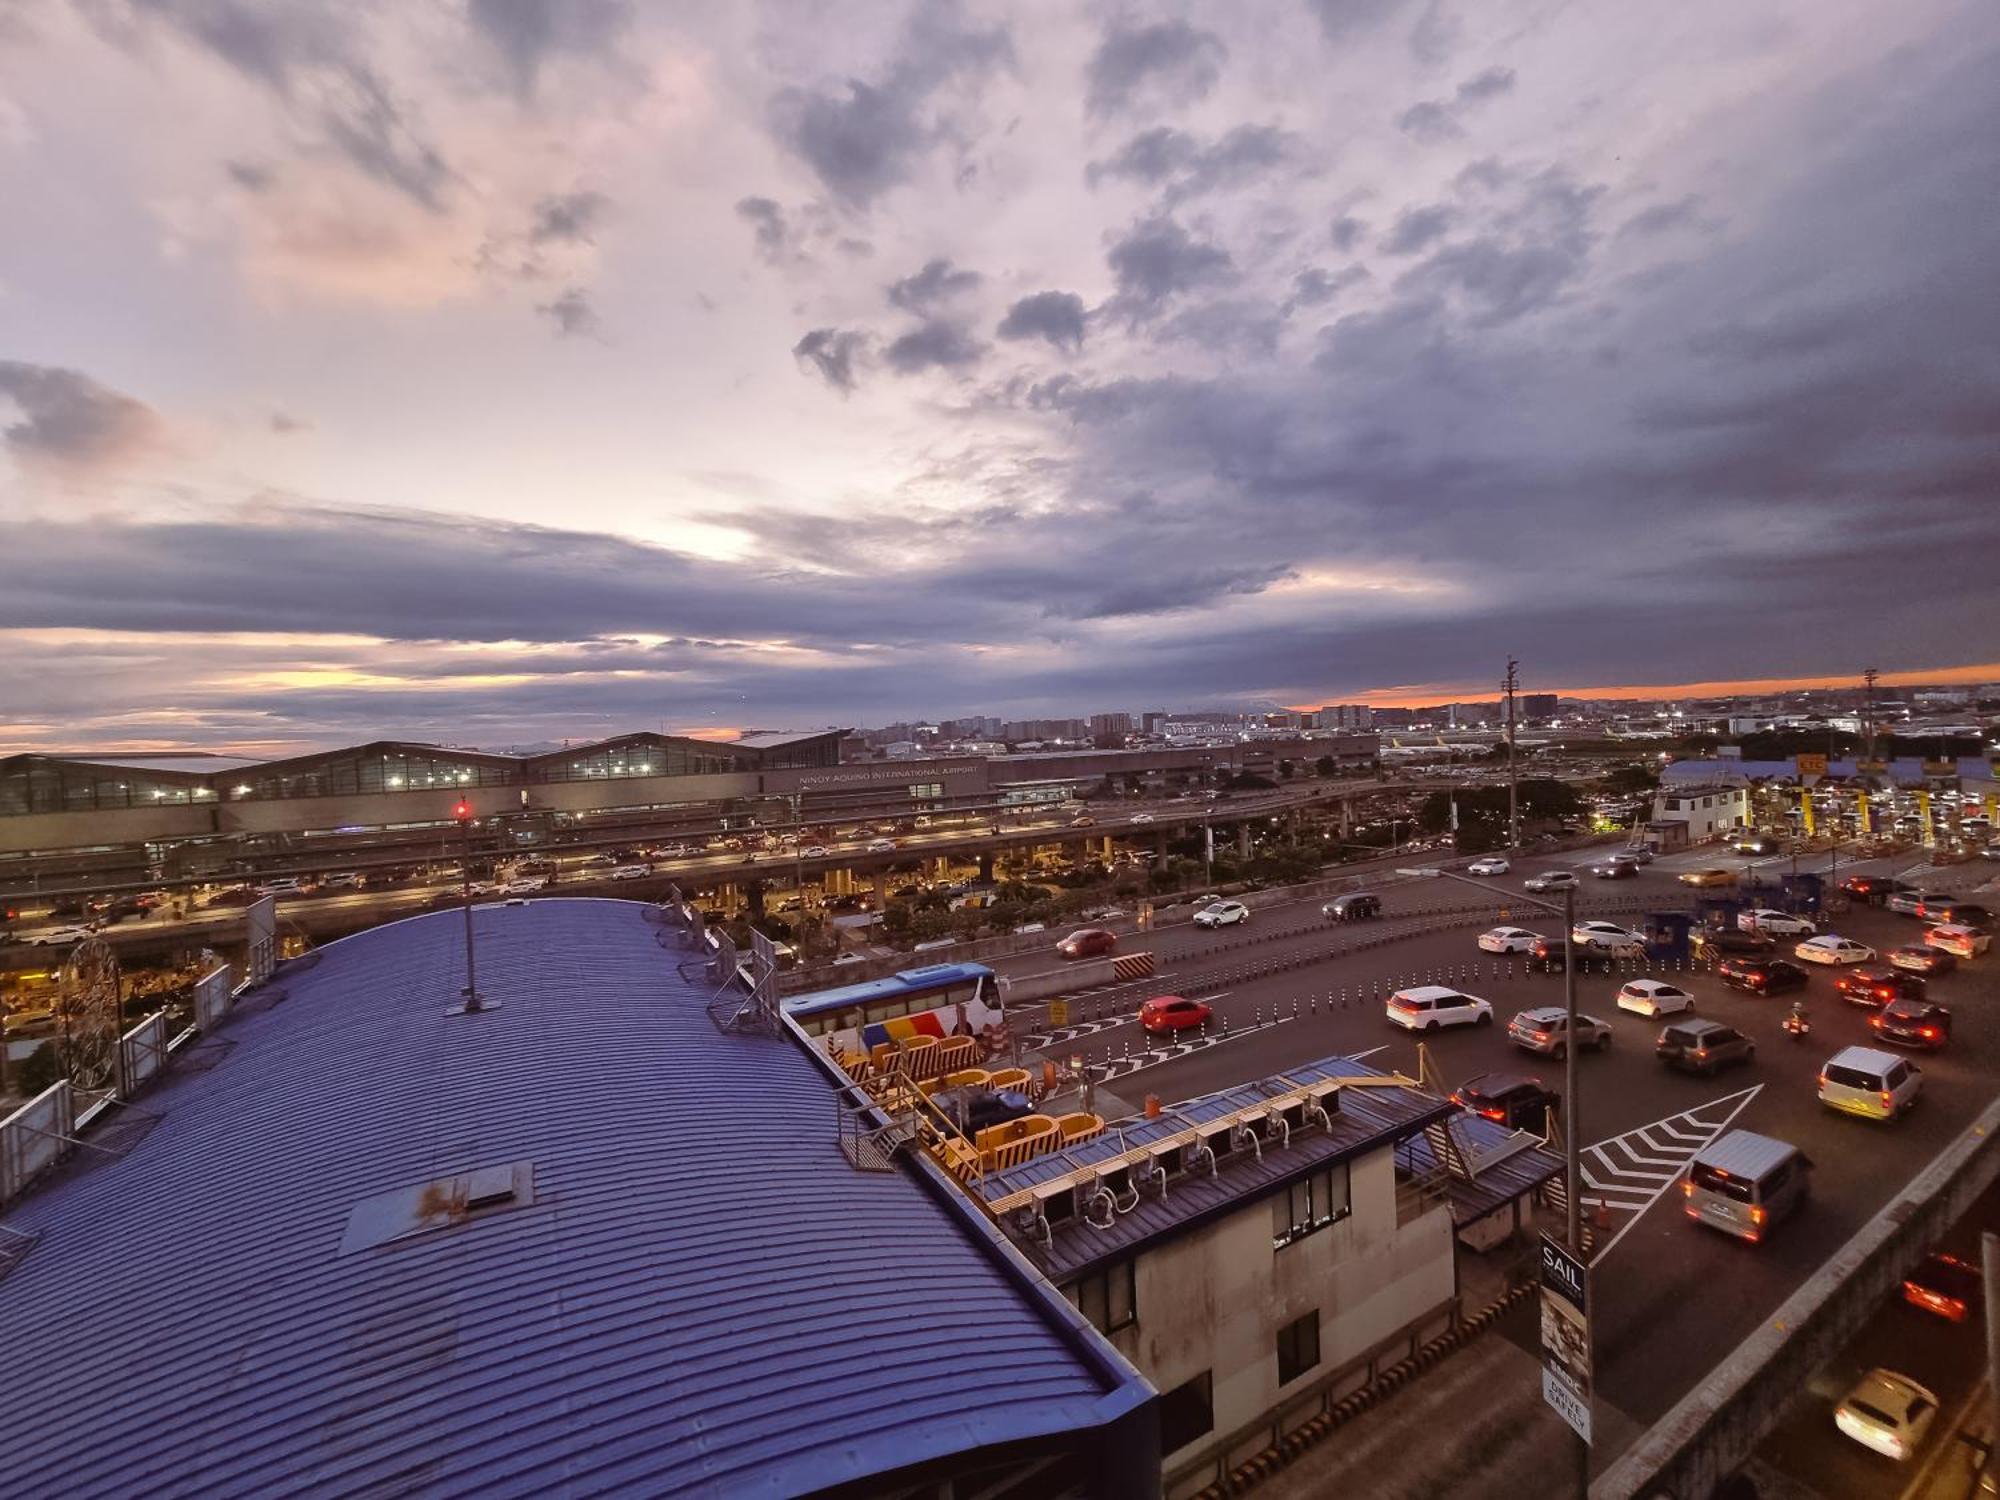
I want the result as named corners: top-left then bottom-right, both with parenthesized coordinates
top-left (0, 900), bottom-right (1148, 1498)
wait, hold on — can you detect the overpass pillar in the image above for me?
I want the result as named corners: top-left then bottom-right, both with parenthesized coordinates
top-left (873, 870), bottom-right (889, 906)
top-left (1340, 798), bottom-right (1355, 838)
top-left (1237, 824), bottom-right (1252, 857)
top-left (1154, 831), bottom-right (1169, 860)
top-left (978, 850), bottom-right (994, 881)
top-left (1099, 835), bottom-right (1114, 862)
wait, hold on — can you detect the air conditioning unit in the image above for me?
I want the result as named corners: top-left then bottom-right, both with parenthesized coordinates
top-left (1199, 1121), bottom-right (1236, 1161)
top-left (1151, 1142), bottom-right (1185, 1180)
top-left (1034, 1180), bottom-right (1078, 1226)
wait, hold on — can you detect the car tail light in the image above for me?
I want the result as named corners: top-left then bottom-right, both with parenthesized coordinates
top-left (1480, 1106), bottom-right (1505, 1122)
top-left (1880, 1090), bottom-right (1893, 1108)
top-left (1694, 1047), bottom-right (1708, 1059)
top-left (1750, 1205), bottom-right (1766, 1226)
top-left (1531, 1030), bottom-right (1550, 1042)
top-left (1681, 1179), bottom-right (1694, 1197)
top-left (1922, 1026), bottom-right (1939, 1039)
top-left (1817, 1072), bottom-right (1828, 1088)
top-left (1448, 1092), bottom-right (1464, 1107)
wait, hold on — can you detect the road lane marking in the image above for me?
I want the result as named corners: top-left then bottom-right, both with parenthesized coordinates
top-left (1587, 1084), bottom-right (1764, 1266)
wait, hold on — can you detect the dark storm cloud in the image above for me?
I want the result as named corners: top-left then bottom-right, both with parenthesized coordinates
top-left (884, 319), bottom-right (986, 373)
top-left (536, 286), bottom-right (599, 338)
top-left (0, 360), bottom-right (166, 471)
top-left (886, 257), bottom-right (981, 314)
top-left (996, 290), bottom-right (1087, 351)
top-left (1105, 216), bottom-right (1234, 322)
top-left (791, 327), bottom-right (868, 391)
top-left (767, 5), bottom-right (1012, 208)
top-left (115, 0), bottom-right (454, 208)
top-left (529, 189), bottom-right (608, 244)
top-left (1086, 124), bottom-right (1302, 202)
top-left (467, 0), bottom-right (630, 98)
top-left (1383, 204), bottom-right (1453, 253)
top-left (1085, 20), bottom-right (1226, 118)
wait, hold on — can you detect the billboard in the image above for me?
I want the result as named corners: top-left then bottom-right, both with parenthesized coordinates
top-left (1539, 1233), bottom-right (1592, 1444)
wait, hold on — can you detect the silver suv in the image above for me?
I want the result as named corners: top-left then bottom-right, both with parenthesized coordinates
top-left (1507, 1007), bottom-right (1613, 1057)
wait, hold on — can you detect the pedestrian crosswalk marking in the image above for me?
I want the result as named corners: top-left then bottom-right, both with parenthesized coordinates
top-left (1575, 1085), bottom-right (1765, 1265)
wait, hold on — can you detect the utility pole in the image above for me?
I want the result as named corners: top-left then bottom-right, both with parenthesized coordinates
top-left (450, 799), bottom-right (491, 1016)
top-left (1504, 657), bottom-right (1521, 851)
top-left (1862, 667), bottom-right (1879, 769)
top-left (1985, 1233), bottom-right (2000, 1492)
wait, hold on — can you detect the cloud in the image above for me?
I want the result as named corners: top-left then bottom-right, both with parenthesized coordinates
top-left (1085, 20), bottom-right (1226, 118)
top-left (1105, 215), bottom-right (1234, 322)
top-left (1397, 64), bottom-right (1517, 144)
top-left (1086, 123), bottom-right (1302, 203)
top-left (792, 327), bottom-right (868, 392)
top-left (466, 0), bottom-right (631, 99)
top-left (1619, 195), bottom-right (1705, 238)
top-left (0, 361), bottom-right (168, 475)
top-left (997, 290), bottom-right (1087, 352)
top-left (884, 319), bottom-right (986, 373)
top-left (1383, 204), bottom-right (1454, 253)
top-left (1331, 214), bottom-right (1368, 252)
top-left (1284, 264), bottom-right (1370, 312)
top-left (767, 4), bottom-right (1013, 209)
top-left (735, 195), bottom-right (797, 263)
top-left (224, 157), bottom-right (275, 192)
top-left (886, 256), bottom-right (981, 314)
top-left (1307, 0), bottom-right (1414, 44)
top-left (529, 189), bottom-right (608, 244)
top-left (536, 286), bottom-right (600, 337)
top-left (269, 410), bottom-right (311, 434)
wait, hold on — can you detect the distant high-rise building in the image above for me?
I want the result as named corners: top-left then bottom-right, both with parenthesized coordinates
top-left (1522, 693), bottom-right (1558, 721)
top-left (1142, 711), bottom-right (1168, 735)
top-left (1372, 707), bottom-right (1415, 728)
top-left (1089, 712), bottom-right (1133, 737)
top-left (1313, 704), bottom-right (1375, 730)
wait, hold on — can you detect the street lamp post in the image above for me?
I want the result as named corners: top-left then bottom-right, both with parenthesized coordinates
top-left (1400, 863), bottom-right (1584, 1496)
top-left (453, 799), bottom-right (486, 1016)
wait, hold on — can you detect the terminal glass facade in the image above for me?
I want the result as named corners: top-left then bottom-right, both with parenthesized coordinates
top-left (0, 760), bottom-right (217, 815)
top-left (535, 738), bottom-right (757, 783)
top-left (231, 750), bottom-right (520, 801)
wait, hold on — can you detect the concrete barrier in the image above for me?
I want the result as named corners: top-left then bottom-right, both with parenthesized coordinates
top-left (1594, 1091), bottom-right (2000, 1499)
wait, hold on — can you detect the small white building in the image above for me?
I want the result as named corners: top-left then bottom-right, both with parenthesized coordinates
top-left (1651, 781), bottom-right (1750, 842)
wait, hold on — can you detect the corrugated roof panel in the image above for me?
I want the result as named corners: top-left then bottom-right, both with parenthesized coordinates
top-left (0, 899), bottom-right (1142, 1498)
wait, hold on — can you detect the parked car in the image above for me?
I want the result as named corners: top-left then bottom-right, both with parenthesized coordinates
top-left (1524, 870), bottom-right (1579, 893)
top-left (1139, 995), bottom-right (1212, 1034)
top-left (1589, 860), bottom-right (1637, 879)
top-left (1819, 1045), bottom-right (1922, 1121)
top-left (1871, 998), bottom-right (1952, 1051)
top-left (1618, 979), bottom-right (1697, 1017)
top-left (1056, 928), bottom-right (1118, 960)
top-left (1679, 868), bottom-right (1738, 888)
top-left (1657, 1018), bottom-right (1756, 1076)
top-left (1924, 923), bottom-right (1990, 959)
top-left (1691, 926), bottom-right (1776, 959)
top-left (1385, 985), bottom-right (1493, 1032)
top-left (1835, 1369), bottom-right (1938, 1460)
top-left (1572, 920), bottom-right (1645, 955)
top-left (1834, 966), bottom-right (1923, 1007)
top-left (1479, 926), bottom-right (1542, 954)
top-left (1738, 908), bottom-right (1815, 937)
top-left (1717, 956), bottom-right (1809, 996)
top-left (1450, 1073), bottom-right (1558, 1130)
top-left (1465, 857), bottom-right (1511, 876)
top-left (1507, 1007), bottom-right (1613, 1057)
top-left (1322, 892), bottom-right (1381, 921)
top-left (1902, 1252), bottom-right (1980, 1322)
top-left (1890, 944), bottom-right (1956, 975)
top-left (1193, 900), bottom-right (1250, 929)
top-left (1794, 935), bottom-right (1874, 966)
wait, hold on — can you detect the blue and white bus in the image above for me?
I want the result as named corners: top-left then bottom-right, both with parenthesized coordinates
top-left (781, 963), bottom-right (1005, 1060)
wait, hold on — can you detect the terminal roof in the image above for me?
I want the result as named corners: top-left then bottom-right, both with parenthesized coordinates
top-left (0, 900), bottom-right (1145, 1498)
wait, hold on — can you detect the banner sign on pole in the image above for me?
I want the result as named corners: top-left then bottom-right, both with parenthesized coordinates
top-left (1539, 1233), bottom-right (1593, 1444)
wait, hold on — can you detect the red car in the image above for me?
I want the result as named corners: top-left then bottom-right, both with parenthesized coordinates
top-left (1140, 995), bottom-right (1212, 1034)
top-left (1057, 927), bottom-right (1118, 960)
top-left (1903, 1253), bottom-right (1980, 1322)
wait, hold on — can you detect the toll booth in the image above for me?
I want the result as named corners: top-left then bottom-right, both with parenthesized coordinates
top-left (1693, 895), bottom-right (1748, 932)
top-left (1642, 911), bottom-right (1695, 959)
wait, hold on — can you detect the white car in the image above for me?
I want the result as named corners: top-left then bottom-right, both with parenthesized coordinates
top-left (831, 952), bottom-right (867, 966)
top-left (801, 846), bottom-right (830, 858)
top-left (657, 844), bottom-right (692, 858)
top-left (1794, 934), bottom-right (1874, 965)
top-left (1466, 857), bottom-right (1511, 876)
top-left (1193, 900), bottom-right (1250, 928)
top-left (1834, 1369), bottom-right (1938, 1461)
top-left (1616, 979), bottom-right (1696, 1017)
top-left (29, 924), bottom-right (95, 946)
top-left (1924, 923), bottom-right (1991, 958)
top-left (1738, 908), bottom-right (1814, 937)
top-left (865, 839), bottom-right (897, 853)
top-left (1385, 985), bottom-right (1494, 1031)
top-left (1571, 921), bottom-right (1646, 955)
top-left (609, 865), bottom-right (651, 881)
top-left (1478, 926), bottom-right (1542, 954)
top-left (1524, 870), bottom-right (1579, 893)
top-left (320, 872), bottom-right (361, 889)
top-left (503, 877), bottom-right (547, 894)
top-left (1131, 813), bottom-right (1156, 824)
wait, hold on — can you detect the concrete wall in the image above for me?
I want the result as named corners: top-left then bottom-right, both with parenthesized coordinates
top-left (0, 805), bottom-right (215, 854)
top-left (1089, 1145), bottom-right (1456, 1477)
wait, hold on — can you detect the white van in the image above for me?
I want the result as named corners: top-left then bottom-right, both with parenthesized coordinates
top-left (262, 877), bottom-right (303, 895)
top-left (1819, 1045), bottom-right (1922, 1121)
top-left (1683, 1129), bottom-right (1809, 1243)
top-left (1385, 985), bottom-right (1493, 1032)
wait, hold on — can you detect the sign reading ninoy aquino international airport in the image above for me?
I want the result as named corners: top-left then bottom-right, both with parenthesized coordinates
top-left (1539, 1232), bottom-right (1592, 1444)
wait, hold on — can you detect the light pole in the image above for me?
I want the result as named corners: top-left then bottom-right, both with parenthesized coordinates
top-left (451, 799), bottom-right (488, 1016)
top-left (1400, 863), bottom-right (1585, 1495)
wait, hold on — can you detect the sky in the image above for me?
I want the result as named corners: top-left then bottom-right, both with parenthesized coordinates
top-left (2, 0), bottom-right (1998, 754)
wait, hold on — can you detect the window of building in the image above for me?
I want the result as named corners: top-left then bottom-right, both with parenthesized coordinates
top-left (1070, 1260), bottom-right (1136, 1335)
top-left (1277, 1309), bottom-right (1321, 1386)
top-left (1271, 1163), bottom-right (1351, 1249)
top-left (1157, 1370), bottom-right (1213, 1455)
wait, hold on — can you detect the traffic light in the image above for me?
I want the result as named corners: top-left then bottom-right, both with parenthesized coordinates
top-left (453, 800), bottom-right (472, 821)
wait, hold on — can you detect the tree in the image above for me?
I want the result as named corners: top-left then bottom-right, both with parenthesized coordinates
top-left (1599, 763), bottom-right (1660, 798)
top-left (1277, 759), bottom-right (1296, 780)
top-left (1313, 755), bottom-right (1336, 778)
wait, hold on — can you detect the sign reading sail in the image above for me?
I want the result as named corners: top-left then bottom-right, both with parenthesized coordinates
top-left (1539, 1232), bottom-right (1592, 1444)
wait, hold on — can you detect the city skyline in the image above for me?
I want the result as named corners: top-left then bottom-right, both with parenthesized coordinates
top-left (4, 2), bottom-right (1999, 753)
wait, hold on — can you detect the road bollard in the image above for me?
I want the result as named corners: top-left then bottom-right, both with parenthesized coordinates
top-left (1292, 999), bottom-right (1300, 1021)
top-left (1223, 1015), bottom-right (1231, 1036)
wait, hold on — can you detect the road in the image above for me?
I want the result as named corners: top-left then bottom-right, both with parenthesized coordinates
top-left (980, 839), bottom-right (2000, 1467)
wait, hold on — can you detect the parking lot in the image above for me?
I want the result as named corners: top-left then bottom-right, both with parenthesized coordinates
top-left (995, 840), bottom-right (2000, 1462)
